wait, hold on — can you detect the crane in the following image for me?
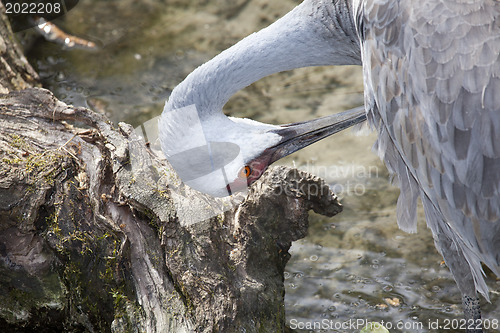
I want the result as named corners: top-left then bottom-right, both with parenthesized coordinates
top-left (159, 1), bottom-right (500, 331)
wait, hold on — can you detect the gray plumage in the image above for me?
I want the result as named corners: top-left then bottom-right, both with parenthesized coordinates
top-left (356, 0), bottom-right (500, 301)
top-left (161, 0), bottom-right (499, 326)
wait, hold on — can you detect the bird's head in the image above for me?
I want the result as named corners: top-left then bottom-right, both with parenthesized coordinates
top-left (159, 104), bottom-right (365, 197)
top-left (156, 0), bottom-right (367, 197)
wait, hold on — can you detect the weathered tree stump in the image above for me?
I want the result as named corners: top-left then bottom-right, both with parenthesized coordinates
top-left (0, 88), bottom-right (341, 332)
top-left (0, 3), bottom-right (342, 332)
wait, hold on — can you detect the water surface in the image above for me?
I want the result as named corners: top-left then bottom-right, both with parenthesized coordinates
top-left (26, 0), bottom-right (500, 331)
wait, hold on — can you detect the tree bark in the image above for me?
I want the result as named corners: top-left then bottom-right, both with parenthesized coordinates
top-left (0, 2), bottom-right (40, 92)
top-left (0, 5), bottom-right (342, 333)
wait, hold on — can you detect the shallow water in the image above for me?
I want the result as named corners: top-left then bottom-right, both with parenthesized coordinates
top-left (26, 0), bottom-right (500, 331)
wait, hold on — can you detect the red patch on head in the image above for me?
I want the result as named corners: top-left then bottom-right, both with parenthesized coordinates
top-left (226, 153), bottom-right (273, 194)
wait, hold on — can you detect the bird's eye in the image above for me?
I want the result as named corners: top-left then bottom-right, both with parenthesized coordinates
top-left (239, 166), bottom-right (252, 178)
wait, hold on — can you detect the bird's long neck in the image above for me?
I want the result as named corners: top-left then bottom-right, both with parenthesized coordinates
top-left (165, 0), bottom-right (360, 116)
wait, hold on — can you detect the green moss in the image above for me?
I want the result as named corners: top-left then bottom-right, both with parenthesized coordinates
top-left (155, 188), bottom-right (169, 199)
top-left (110, 289), bottom-right (143, 332)
top-left (5, 133), bottom-right (68, 189)
top-left (99, 239), bottom-right (119, 283)
top-left (110, 287), bottom-right (130, 316)
top-left (46, 210), bottom-right (68, 255)
top-left (26, 151), bottom-right (65, 185)
top-left (8, 134), bottom-right (28, 150)
top-left (2, 156), bottom-right (22, 165)
top-left (216, 214), bottom-right (224, 226)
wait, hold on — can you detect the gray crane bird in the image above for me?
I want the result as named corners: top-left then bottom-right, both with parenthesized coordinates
top-left (160, 0), bottom-right (500, 330)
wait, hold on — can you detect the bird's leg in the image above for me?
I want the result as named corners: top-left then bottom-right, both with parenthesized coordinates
top-left (433, 237), bottom-right (484, 333)
top-left (422, 203), bottom-right (484, 333)
top-left (462, 295), bottom-right (483, 333)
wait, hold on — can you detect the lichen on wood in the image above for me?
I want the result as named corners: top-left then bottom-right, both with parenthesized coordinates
top-left (0, 87), bottom-right (342, 332)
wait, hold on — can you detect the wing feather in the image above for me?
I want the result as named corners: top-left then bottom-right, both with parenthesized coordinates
top-left (360, 0), bottom-right (500, 298)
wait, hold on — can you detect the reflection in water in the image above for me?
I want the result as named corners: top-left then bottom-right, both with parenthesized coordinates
top-left (26, 0), bottom-right (499, 331)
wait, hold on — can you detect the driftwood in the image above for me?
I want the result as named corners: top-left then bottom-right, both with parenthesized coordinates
top-left (0, 4), bottom-right (342, 331)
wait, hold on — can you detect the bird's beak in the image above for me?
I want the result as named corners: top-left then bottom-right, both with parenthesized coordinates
top-left (268, 106), bottom-right (366, 164)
